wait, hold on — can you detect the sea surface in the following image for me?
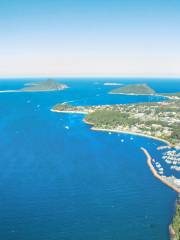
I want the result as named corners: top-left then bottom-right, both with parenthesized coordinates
top-left (0, 78), bottom-right (179, 240)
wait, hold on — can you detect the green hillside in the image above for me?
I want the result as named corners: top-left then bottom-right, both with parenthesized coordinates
top-left (110, 83), bottom-right (156, 95)
top-left (20, 79), bottom-right (68, 92)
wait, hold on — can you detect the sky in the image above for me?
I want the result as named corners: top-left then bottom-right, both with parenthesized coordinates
top-left (0, 0), bottom-right (180, 78)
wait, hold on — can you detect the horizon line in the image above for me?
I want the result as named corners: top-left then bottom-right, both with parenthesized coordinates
top-left (0, 75), bottom-right (180, 80)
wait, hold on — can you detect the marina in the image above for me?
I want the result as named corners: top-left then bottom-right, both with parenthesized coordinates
top-left (141, 147), bottom-right (180, 193)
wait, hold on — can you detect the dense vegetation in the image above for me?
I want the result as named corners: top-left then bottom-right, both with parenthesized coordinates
top-left (20, 79), bottom-right (68, 92)
top-left (171, 124), bottom-right (180, 144)
top-left (52, 87), bottom-right (180, 147)
top-left (86, 110), bottom-right (136, 128)
top-left (84, 105), bottom-right (180, 146)
top-left (52, 87), bottom-right (180, 238)
top-left (110, 84), bottom-right (156, 95)
top-left (172, 201), bottom-right (180, 240)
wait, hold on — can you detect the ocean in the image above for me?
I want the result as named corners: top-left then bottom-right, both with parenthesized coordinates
top-left (0, 78), bottom-right (179, 240)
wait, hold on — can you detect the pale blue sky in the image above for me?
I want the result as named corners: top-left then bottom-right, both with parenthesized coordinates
top-left (0, 0), bottom-right (180, 77)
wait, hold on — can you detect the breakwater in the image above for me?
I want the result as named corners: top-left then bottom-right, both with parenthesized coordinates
top-left (141, 147), bottom-right (180, 240)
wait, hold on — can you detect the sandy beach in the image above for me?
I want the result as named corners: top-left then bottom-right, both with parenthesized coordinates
top-left (83, 118), bottom-right (171, 146)
top-left (50, 109), bottom-right (173, 147)
top-left (51, 109), bottom-right (87, 114)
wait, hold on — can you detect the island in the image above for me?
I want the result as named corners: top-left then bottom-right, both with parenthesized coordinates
top-left (109, 83), bottom-right (156, 95)
top-left (0, 79), bottom-right (68, 92)
top-left (52, 83), bottom-right (180, 239)
top-left (104, 82), bottom-right (123, 86)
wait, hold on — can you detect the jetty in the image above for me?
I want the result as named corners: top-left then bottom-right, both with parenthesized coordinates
top-left (141, 147), bottom-right (180, 239)
top-left (157, 145), bottom-right (172, 150)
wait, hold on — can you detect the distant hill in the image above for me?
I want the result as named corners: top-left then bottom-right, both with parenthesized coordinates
top-left (109, 84), bottom-right (156, 95)
top-left (20, 79), bottom-right (68, 92)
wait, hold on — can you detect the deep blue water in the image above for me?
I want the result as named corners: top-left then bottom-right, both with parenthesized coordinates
top-left (0, 78), bottom-right (179, 240)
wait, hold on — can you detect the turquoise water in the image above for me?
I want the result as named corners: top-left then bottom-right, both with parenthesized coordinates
top-left (0, 79), bottom-right (179, 240)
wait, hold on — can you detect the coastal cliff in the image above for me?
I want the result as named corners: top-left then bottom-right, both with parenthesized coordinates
top-left (170, 195), bottom-right (180, 240)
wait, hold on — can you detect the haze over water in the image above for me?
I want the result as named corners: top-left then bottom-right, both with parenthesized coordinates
top-left (0, 79), bottom-right (179, 240)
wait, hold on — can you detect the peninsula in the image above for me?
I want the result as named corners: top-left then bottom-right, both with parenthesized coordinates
top-left (52, 83), bottom-right (180, 239)
top-left (52, 95), bottom-right (180, 148)
top-left (0, 79), bottom-right (68, 93)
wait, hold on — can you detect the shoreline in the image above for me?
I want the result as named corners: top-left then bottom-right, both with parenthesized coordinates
top-left (83, 118), bottom-right (171, 147)
top-left (109, 92), bottom-right (171, 98)
top-left (109, 92), bottom-right (176, 101)
top-left (51, 109), bottom-right (176, 148)
top-left (50, 109), bottom-right (87, 114)
top-left (141, 147), bottom-right (180, 193)
top-left (169, 224), bottom-right (177, 240)
top-left (0, 90), bottom-right (20, 93)
top-left (51, 107), bottom-right (179, 239)
top-left (84, 117), bottom-right (180, 238)
top-left (109, 92), bottom-right (156, 96)
top-left (50, 110), bottom-right (173, 147)
top-left (0, 89), bottom-right (65, 93)
top-left (141, 147), bottom-right (179, 240)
